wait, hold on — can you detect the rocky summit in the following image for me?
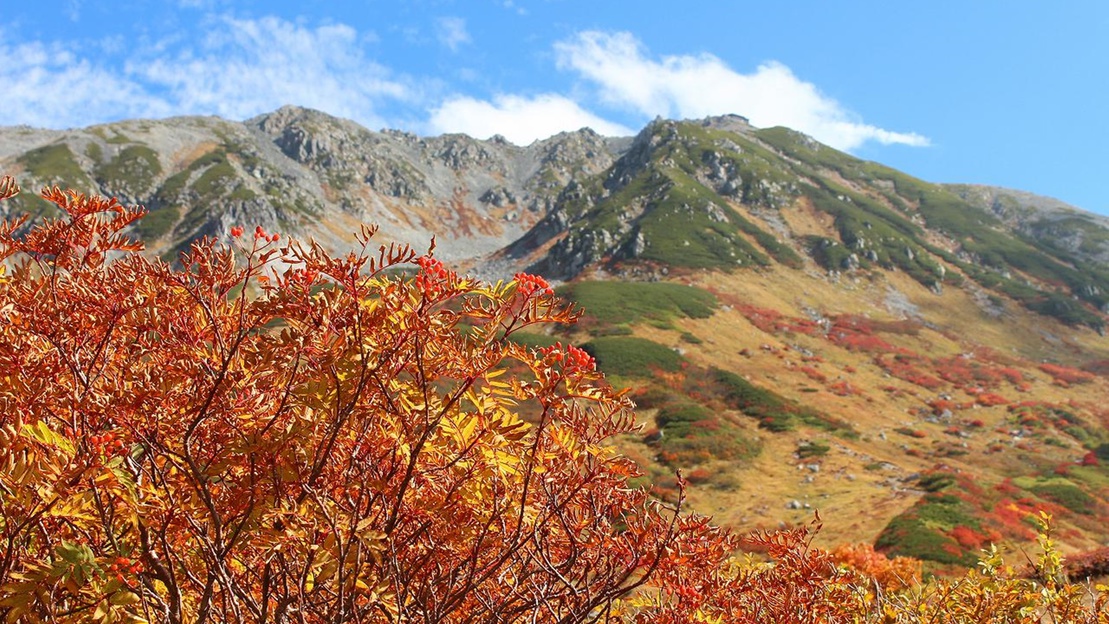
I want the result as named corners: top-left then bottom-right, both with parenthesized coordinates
top-left (6, 107), bottom-right (1109, 568)
top-left (0, 105), bottom-right (627, 265)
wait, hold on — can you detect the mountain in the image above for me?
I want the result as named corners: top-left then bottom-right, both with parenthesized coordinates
top-left (0, 106), bottom-right (626, 264)
top-left (5, 107), bottom-right (1109, 569)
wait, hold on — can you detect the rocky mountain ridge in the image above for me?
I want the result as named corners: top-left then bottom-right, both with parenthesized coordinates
top-left (1, 105), bottom-right (627, 264)
top-left (7, 106), bottom-right (1109, 333)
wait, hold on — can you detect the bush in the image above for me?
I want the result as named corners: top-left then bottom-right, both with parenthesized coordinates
top-left (1039, 362), bottom-right (1097, 386)
top-left (0, 180), bottom-right (723, 623)
top-left (1065, 546), bottom-right (1109, 579)
top-left (580, 336), bottom-right (685, 377)
top-left (6, 179), bottom-right (1109, 622)
top-left (876, 494), bottom-right (983, 566)
top-left (1028, 480), bottom-right (1096, 515)
top-left (646, 395), bottom-right (759, 466)
top-left (797, 440), bottom-right (831, 459)
top-left (710, 367), bottom-right (851, 433)
top-left (685, 467), bottom-right (714, 484)
top-left (555, 280), bottom-right (717, 328)
top-left (655, 400), bottom-right (713, 438)
top-left (917, 472), bottom-right (957, 492)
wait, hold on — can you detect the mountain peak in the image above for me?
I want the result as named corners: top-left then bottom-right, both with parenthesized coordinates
top-left (697, 113), bottom-right (754, 134)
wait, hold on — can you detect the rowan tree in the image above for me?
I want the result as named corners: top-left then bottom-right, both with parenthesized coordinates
top-left (0, 179), bottom-right (706, 623)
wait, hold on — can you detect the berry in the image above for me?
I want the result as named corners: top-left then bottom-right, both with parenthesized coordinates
top-left (513, 273), bottom-right (553, 297)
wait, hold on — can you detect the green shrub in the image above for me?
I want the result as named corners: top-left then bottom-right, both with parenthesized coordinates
top-left (133, 206), bottom-right (180, 240)
top-left (96, 144), bottom-right (162, 193)
top-left (556, 281), bottom-right (718, 327)
top-left (796, 440), bottom-right (830, 459)
top-left (876, 493), bottom-right (981, 566)
top-left (18, 143), bottom-right (90, 187)
top-left (679, 331), bottom-right (702, 344)
top-left (581, 337), bottom-right (684, 377)
top-left (1028, 480), bottom-right (1095, 515)
top-left (655, 400), bottom-right (711, 438)
top-left (710, 367), bottom-right (851, 434)
top-left (1096, 443), bottom-right (1109, 461)
top-left (917, 472), bottom-right (956, 492)
top-left (805, 235), bottom-right (855, 271)
top-left (649, 397), bottom-right (760, 465)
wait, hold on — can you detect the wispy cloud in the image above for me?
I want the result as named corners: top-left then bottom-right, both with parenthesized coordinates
top-left (435, 17), bottom-right (471, 52)
top-left (65, 0), bottom-right (83, 22)
top-left (1, 16), bottom-right (410, 130)
top-left (0, 39), bottom-right (173, 129)
top-left (176, 0), bottom-right (223, 9)
top-left (500, 1), bottom-right (527, 16)
top-left (555, 31), bottom-right (929, 151)
top-left (428, 94), bottom-right (633, 145)
top-left (130, 16), bottom-right (408, 126)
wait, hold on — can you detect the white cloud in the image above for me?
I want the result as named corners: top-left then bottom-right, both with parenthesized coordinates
top-left (555, 31), bottom-right (929, 151)
top-left (129, 16), bottom-right (408, 127)
top-left (0, 39), bottom-right (173, 129)
top-left (435, 17), bottom-right (471, 52)
top-left (428, 93), bottom-right (633, 145)
top-left (1, 16), bottom-right (410, 130)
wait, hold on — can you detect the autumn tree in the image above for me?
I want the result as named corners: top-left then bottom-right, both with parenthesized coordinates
top-left (0, 179), bottom-right (716, 623)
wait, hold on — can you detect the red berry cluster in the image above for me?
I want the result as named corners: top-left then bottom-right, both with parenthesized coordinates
top-left (254, 225), bottom-right (279, 243)
top-left (415, 256), bottom-right (451, 297)
top-left (513, 272), bottom-right (553, 297)
top-left (229, 225), bottom-right (279, 242)
top-left (539, 342), bottom-right (596, 374)
top-left (88, 431), bottom-right (126, 456)
top-left (105, 556), bottom-right (142, 582)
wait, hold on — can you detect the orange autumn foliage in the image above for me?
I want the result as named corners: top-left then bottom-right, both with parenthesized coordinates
top-left (829, 543), bottom-right (921, 592)
top-left (0, 180), bottom-right (717, 622)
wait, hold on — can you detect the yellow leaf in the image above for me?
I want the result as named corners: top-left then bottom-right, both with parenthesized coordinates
top-left (93, 600), bottom-right (109, 621)
top-left (458, 416), bottom-right (478, 442)
top-left (316, 561), bottom-right (338, 582)
top-left (109, 591), bottom-right (141, 606)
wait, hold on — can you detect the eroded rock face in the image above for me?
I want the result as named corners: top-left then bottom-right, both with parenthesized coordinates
top-left (0, 105), bottom-right (626, 266)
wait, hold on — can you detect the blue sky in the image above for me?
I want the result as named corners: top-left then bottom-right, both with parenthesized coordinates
top-left (4, 1), bottom-right (1108, 213)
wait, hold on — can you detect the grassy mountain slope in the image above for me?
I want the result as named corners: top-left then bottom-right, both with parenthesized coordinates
top-left (532, 264), bottom-right (1109, 568)
top-left (507, 117), bottom-right (1109, 567)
